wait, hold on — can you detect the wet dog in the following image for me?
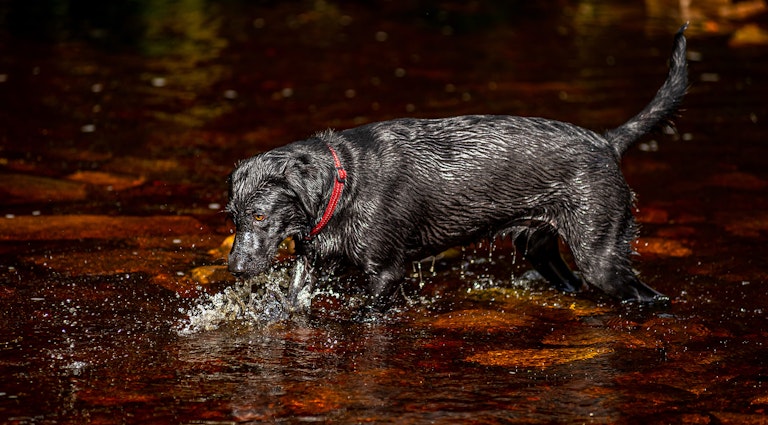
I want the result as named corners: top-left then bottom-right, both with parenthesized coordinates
top-left (227, 25), bottom-right (688, 310)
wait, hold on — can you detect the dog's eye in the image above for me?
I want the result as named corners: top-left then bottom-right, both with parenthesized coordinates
top-left (254, 214), bottom-right (266, 222)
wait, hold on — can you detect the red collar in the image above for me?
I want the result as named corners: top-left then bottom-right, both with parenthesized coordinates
top-left (306, 144), bottom-right (347, 239)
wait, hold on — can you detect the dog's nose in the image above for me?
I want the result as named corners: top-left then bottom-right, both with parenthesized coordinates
top-left (228, 253), bottom-right (248, 276)
top-left (228, 263), bottom-right (246, 277)
top-left (228, 265), bottom-right (252, 280)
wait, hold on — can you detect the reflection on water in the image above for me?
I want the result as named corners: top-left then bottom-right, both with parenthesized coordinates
top-left (1, 0), bottom-right (768, 423)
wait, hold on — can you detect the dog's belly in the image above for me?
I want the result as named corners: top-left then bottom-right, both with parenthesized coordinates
top-left (407, 212), bottom-right (535, 258)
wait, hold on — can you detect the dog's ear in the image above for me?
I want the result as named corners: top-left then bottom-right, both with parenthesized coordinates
top-left (283, 153), bottom-right (324, 216)
top-left (283, 153), bottom-right (319, 186)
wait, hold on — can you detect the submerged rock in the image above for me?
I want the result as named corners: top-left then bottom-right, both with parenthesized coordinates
top-left (22, 248), bottom-right (192, 276)
top-left (730, 23), bottom-right (768, 47)
top-left (0, 174), bottom-right (87, 203)
top-left (635, 237), bottom-right (692, 257)
top-left (466, 347), bottom-right (613, 368)
top-left (0, 215), bottom-right (206, 241)
top-left (65, 170), bottom-right (146, 191)
top-left (429, 309), bottom-right (531, 331)
top-left (190, 265), bottom-right (235, 285)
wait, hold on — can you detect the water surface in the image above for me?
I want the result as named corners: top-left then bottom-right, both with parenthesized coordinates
top-left (1, 1), bottom-right (767, 423)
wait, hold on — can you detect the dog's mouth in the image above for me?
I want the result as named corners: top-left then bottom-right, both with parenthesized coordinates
top-left (228, 232), bottom-right (297, 281)
top-left (228, 244), bottom-right (292, 280)
top-left (228, 256), bottom-right (273, 280)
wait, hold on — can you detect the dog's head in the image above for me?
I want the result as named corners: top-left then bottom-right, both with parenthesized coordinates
top-left (225, 148), bottom-right (323, 278)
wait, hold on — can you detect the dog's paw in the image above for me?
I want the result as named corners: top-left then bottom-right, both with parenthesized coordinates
top-left (621, 288), bottom-right (670, 306)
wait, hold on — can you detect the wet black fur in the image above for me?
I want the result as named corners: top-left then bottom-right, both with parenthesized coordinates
top-left (227, 25), bottom-right (688, 310)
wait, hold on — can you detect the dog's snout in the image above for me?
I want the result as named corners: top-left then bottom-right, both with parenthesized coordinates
top-left (228, 250), bottom-right (248, 275)
top-left (228, 231), bottom-right (253, 275)
top-left (227, 231), bottom-right (273, 279)
top-left (228, 261), bottom-right (244, 275)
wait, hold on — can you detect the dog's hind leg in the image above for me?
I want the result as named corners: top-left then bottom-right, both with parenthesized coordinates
top-left (560, 201), bottom-right (668, 303)
top-left (514, 226), bottom-right (583, 293)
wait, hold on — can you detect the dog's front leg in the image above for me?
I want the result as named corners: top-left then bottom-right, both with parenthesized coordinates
top-left (287, 256), bottom-right (315, 313)
top-left (365, 265), bottom-right (405, 311)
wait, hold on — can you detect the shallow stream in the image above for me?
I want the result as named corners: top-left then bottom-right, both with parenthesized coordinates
top-left (1, 1), bottom-right (767, 423)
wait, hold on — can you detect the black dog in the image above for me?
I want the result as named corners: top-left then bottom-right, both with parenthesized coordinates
top-left (227, 25), bottom-right (688, 310)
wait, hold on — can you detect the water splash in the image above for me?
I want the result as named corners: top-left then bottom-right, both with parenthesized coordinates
top-left (176, 266), bottom-right (299, 335)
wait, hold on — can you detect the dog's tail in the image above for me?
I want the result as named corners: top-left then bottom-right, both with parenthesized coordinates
top-left (604, 23), bottom-right (688, 156)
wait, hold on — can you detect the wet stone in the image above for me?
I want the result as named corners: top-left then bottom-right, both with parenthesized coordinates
top-left (22, 248), bottom-right (194, 277)
top-left (0, 174), bottom-right (87, 203)
top-left (428, 308), bottom-right (531, 331)
top-left (655, 226), bottom-right (698, 238)
top-left (635, 237), bottom-right (693, 257)
top-left (466, 286), bottom-right (610, 319)
top-left (465, 347), bottom-right (614, 369)
top-left (150, 272), bottom-right (204, 297)
top-left (636, 207), bottom-right (670, 224)
top-left (721, 212), bottom-right (768, 238)
top-left (101, 156), bottom-right (187, 181)
top-left (189, 265), bottom-right (234, 285)
top-left (65, 170), bottom-right (146, 191)
top-left (0, 215), bottom-right (207, 241)
top-left (280, 384), bottom-right (345, 417)
top-left (711, 412), bottom-right (768, 425)
top-left (730, 23), bottom-right (768, 47)
top-left (208, 234), bottom-right (235, 261)
top-left (133, 235), bottom-right (219, 252)
top-left (708, 171), bottom-right (768, 190)
top-left (542, 326), bottom-right (633, 347)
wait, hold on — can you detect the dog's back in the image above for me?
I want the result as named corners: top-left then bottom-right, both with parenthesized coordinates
top-left (335, 116), bottom-right (615, 248)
